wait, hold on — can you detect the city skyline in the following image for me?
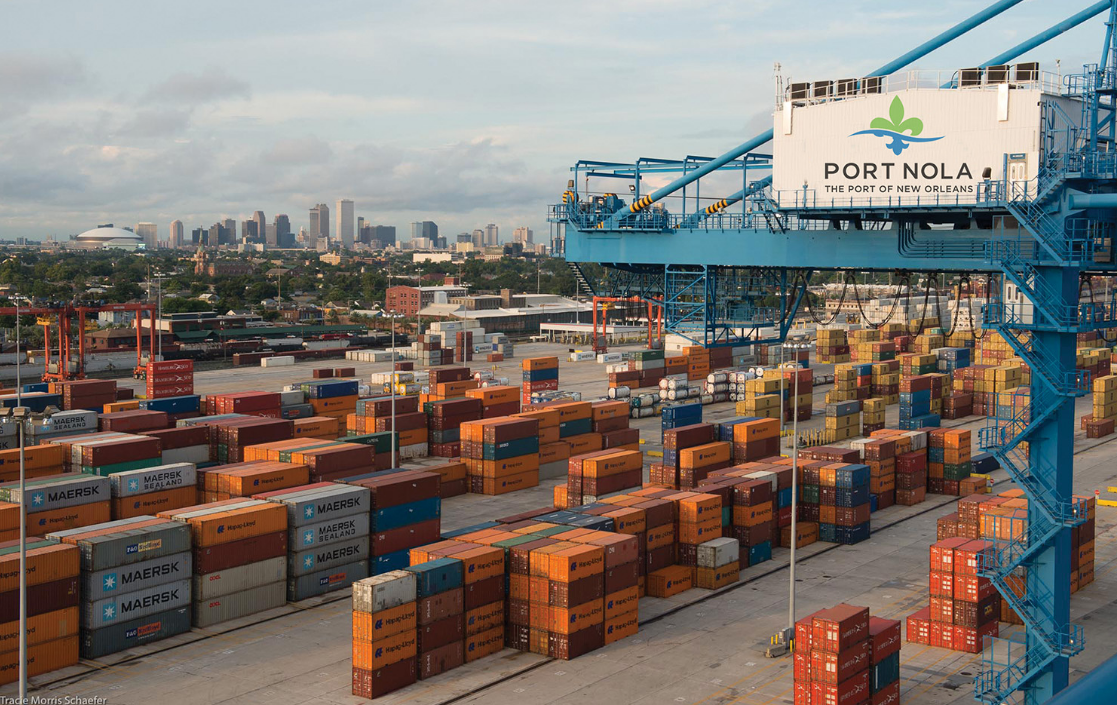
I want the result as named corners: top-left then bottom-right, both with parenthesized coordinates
top-left (0, 2), bottom-right (1104, 241)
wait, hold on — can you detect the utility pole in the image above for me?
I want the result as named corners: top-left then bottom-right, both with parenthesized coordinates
top-left (15, 298), bottom-right (26, 700)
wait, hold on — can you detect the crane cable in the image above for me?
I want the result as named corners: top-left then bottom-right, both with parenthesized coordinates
top-left (849, 273), bottom-right (908, 330)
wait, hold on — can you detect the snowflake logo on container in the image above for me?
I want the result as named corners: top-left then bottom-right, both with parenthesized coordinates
top-left (304, 555), bottom-right (315, 570)
top-left (128, 479), bottom-right (139, 492)
top-left (303, 530), bottom-right (315, 546)
top-left (30, 492), bottom-right (44, 507)
top-left (103, 605), bottom-right (116, 621)
top-left (304, 505), bottom-right (315, 520)
top-left (103, 574), bottom-right (117, 592)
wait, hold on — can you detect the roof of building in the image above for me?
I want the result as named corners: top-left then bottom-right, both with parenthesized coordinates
top-left (74, 227), bottom-right (142, 244)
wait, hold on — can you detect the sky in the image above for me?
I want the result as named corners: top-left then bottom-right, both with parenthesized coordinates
top-left (0, 0), bottom-right (1108, 242)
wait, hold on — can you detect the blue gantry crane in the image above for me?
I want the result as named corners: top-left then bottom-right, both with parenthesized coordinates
top-left (549, 2), bottom-right (1117, 703)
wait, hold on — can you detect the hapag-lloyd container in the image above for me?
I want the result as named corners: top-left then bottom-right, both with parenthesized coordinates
top-left (81, 606), bottom-right (191, 659)
top-left (83, 552), bottom-right (193, 601)
top-left (82, 578), bottom-right (190, 629)
top-left (193, 581), bottom-right (286, 628)
top-left (192, 555), bottom-right (286, 600)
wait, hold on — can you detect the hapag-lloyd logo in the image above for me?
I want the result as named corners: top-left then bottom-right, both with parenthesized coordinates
top-left (851, 96), bottom-right (943, 155)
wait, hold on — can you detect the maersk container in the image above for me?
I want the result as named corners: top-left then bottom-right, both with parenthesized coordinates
top-left (290, 513), bottom-right (370, 550)
top-left (353, 570), bottom-right (417, 613)
top-left (287, 559), bottom-right (368, 601)
top-left (83, 552), bottom-right (192, 602)
top-left (109, 463), bottom-right (196, 498)
top-left (4, 475), bottom-right (110, 513)
top-left (289, 536), bottom-right (369, 578)
top-left (192, 580), bottom-right (285, 628)
top-left (191, 555), bottom-right (287, 601)
top-left (83, 578), bottom-right (191, 629)
top-left (81, 605), bottom-right (192, 659)
top-left (273, 484), bottom-right (369, 527)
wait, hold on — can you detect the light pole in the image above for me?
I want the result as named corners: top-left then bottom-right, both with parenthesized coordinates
top-left (390, 308), bottom-right (397, 463)
top-left (14, 297), bottom-right (27, 699)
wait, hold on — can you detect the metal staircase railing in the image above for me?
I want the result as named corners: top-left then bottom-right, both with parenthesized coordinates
top-left (985, 241), bottom-right (1080, 330)
top-left (567, 261), bottom-right (597, 297)
top-left (1005, 196), bottom-right (1094, 265)
top-left (984, 323), bottom-right (1090, 395)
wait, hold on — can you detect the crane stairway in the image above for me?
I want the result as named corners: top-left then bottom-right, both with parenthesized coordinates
top-left (976, 170), bottom-right (1093, 703)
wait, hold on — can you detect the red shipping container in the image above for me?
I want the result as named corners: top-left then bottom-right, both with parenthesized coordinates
top-left (810, 639), bottom-right (869, 684)
top-left (867, 617), bottom-right (901, 663)
top-left (811, 604), bottom-right (870, 654)
top-left (872, 680), bottom-right (900, 705)
top-left (905, 607), bottom-right (930, 645)
top-left (953, 573), bottom-right (997, 603)
top-left (929, 570), bottom-right (954, 598)
top-left (795, 609), bottom-right (825, 652)
top-left (929, 596), bottom-right (953, 625)
top-left (794, 681), bottom-right (811, 705)
top-left (929, 536), bottom-right (970, 573)
top-left (100, 410), bottom-right (169, 433)
top-left (794, 650), bottom-right (811, 682)
top-left (810, 669), bottom-right (870, 705)
top-left (953, 620), bottom-right (998, 654)
top-left (954, 539), bottom-right (993, 576)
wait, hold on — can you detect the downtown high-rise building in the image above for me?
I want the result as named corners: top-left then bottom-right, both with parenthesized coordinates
top-left (484, 223), bottom-right (499, 246)
top-left (336, 199), bottom-right (354, 249)
top-left (513, 226), bottom-right (533, 245)
top-left (241, 219), bottom-right (258, 242)
top-left (136, 222), bottom-right (157, 249)
top-left (169, 220), bottom-right (184, 249)
top-left (410, 221), bottom-right (438, 243)
top-left (310, 204), bottom-right (330, 242)
top-left (471, 229), bottom-right (484, 247)
top-left (252, 211), bottom-right (266, 242)
top-left (273, 214), bottom-right (290, 247)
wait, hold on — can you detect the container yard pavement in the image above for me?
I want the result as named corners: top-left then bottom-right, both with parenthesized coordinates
top-left (12, 341), bottom-right (1117, 705)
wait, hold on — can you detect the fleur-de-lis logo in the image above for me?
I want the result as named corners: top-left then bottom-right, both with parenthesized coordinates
top-left (851, 96), bottom-right (942, 155)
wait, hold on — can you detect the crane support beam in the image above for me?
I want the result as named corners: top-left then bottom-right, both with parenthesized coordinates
top-left (981, 1), bottom-right (1110, 67)
top-left (1069, 192), bottom-right (1117, 209)
top-left (603, 0), bottom-right (1028, 227)
top-left (682, 176), bottom-right (773, 228)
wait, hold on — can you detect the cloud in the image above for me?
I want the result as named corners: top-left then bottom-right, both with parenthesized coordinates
top-left (0, 54), bottom-right (87, 121)
top-left (120, 109), bottom-right (192, 139)
top-left (142, 67), bottom-right (250, 105)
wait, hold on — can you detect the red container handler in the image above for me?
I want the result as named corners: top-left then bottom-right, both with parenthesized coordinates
top-left (811, 604), bottom-right (869, 654)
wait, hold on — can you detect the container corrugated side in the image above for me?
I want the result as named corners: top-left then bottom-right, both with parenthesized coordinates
top-left (6, 475), bottom-right (110, 513)
top-left (353, 570), bottom-right (417, 613)
top-left (289, 536), bottom-right (368, 578)
top-left (191, 556), bottom-right (287, 601)
top-left (290, 513), bottom-right (369, 551)
top-left (80, 605), bottom-right (191, 659)
top-left (83, 552), bottom-right (192, 602)
top-left (273, 485), bottom-right (369, 527)
top-left (286, 559), bottom-right (368, 601)
top-left (110, 464), bottom-right (196, 498)
top-left (83, 578), bottom-right (191, 629)
top-left (74, 522), bottom-right (192, 572)
top-left (192, 580), bottom-right (285, 627)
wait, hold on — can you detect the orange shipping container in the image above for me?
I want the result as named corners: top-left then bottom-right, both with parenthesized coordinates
top-left (604, 611), bottom-right (639, 644)
top-left (679, 516), bottom-right (721, 544)
top-left (185, 502), bottom-right (287, 547)
top-left (591, 401), bottom-right (629, 421)
top-left (677, 494), bottom-right (720, 523)
top-left (435, 380), bottom-right (478, 397)
top-left (604, 586), bottom-right (639, 620)
top-left (549, 545), bottom-right (605, 582)
top-left (352, 629), bottom-right (417, 671)
top-left (604, 507), bottom-right (645, 535)
top-left (566, 433), bottom-right (603, 454)
top-left (679, 443), bottom-right (730, 469)
top-left (550, 599), bottom-right (603, 634)
top-left (0, 635), bottom-right (78, 686)
top-left (481, 471), bottom-right (538, 495)
top-left (539, 442), bottom-right (570, 465)
top-left (464, 626), bottom-right (505, 662)
top-left (0, 543), bottom-right (79, 592)
top-left (515, 408), bottom-right (561, 428)
top-left (466, 602), bottom-right (504, 636)
top-left (646, 524), bottom-right (675, 550)
top-left (647, 566), bottom-right (692, 598)
top-left (696, 564), bottom-right (740, 589)
top-left (552, 402), bottom-right (592, 421)
top-left (398, 428), bottom-right (429, 446)
top-left (112, 486), bottom-right (198, 520)
top-left (0, 445), bottom-right (65, 472)
top-left (0, 606), bottom-right (78, 653)
top-left (481, 454), bottom-right (540, 478)
top-left (453, 546), bottom-right (504, 582)
top-left (25, 502), bottom-right (111, 536)
top-left (293, 417), bottom-right (340, 438)
top-left (352, 602), bottom-right (416, 641)
top-left (466, 385), bottom-right (519, 405)
top-left (216, 463), bottom-right (310, 496)
top-left (522, 357), bottom-right (559, 371)
top-left (733, 503), bottom-right (773, 528)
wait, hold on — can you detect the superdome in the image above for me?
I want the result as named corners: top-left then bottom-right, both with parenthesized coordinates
top-left (73, 227), bottom-right (143, 250)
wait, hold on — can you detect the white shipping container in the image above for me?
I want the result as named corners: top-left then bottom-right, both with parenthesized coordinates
top-left (570, 351), bottom-right (595, 362)
top-left (162, 445), bottom-right (210, 466)
top-left (398, 443), bottom-right (428, 459)
top-left (597, 353), bottom-right (622, 364)
top-left (279, 389), bottom-right (305, 406)
top-left (261, 356), bottom-right (295, 367)
top-left (697, 537), bottom-right (740, 569)
top-left (192, 580), bottom-right (286, 628)
top-left (353, 571), bottom-right (417, 613)
top-left (191, 556), bottom-right (287, 601)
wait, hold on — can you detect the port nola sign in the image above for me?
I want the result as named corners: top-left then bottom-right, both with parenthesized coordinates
top-left (772, 87), bottom-right (1051, 200)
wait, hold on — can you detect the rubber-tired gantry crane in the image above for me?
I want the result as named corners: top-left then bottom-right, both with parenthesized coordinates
top-left (549, 1), bottom-right (1117, 702)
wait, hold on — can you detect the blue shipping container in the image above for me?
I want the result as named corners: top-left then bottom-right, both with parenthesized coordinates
top-left (482, 436), bottom-right (540, 460)
top-left (373, 497), bottom-right (441, 532)
top-left (372, 549), bottom-right (410, 575)
top-left (406, 557), bottom-right (463, 597)
top-left (141, 395), bottom-right (201, 414)
top-left (748, 541), bottom-right (772, 565)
